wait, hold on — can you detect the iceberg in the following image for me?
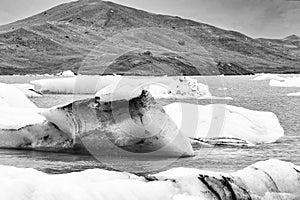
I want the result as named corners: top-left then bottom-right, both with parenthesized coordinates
top-left (95, 76), bottom-right (211, 100)
top-left (31, 75), bottom-right (122, 94)
top-left (0, 159), bottom-right (298, 200)
top-left (31, 75), bottom-right (212, 99)
top-left (12, 83), bottom-right (42, 98)
top-left (0, 84), bottom-right (193, 156)
top-left (0, 83), bottom-right (71, 149)
top-left (287, 92), bottom-right (300, 96)
top-left (57, 70), bottom-right (76, 77)
top-left (40, 90), bottom-right (194, 157)
top-left (269, 76), bottom-right (300, 87)
top-left (0, 83), bottom-right (37, 108)
top-left (163, 103), bottom-right (284, 145)
top-left (253, 74), bottom-right (284, 81)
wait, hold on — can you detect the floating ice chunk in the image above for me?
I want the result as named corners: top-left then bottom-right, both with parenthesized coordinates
top-left (287, 92), bottom-right (300, 96)
top-left (0, 83), bottom-right (37, 108)
top-left (31, 76), bottom-right (212, 99)
top-left (95, 82), bottom-right (176, 101)
top-left (31, 75), bottom-right (122, 94)
top-left (40, 90), bottom-right (194, 157)
top-left (270, 76), bottom-right (300, 87)
top-left (59, 70), bottom-right (76, 77)
top-left (12, 83), bottom-right (42, 98)
top-left (0, 107), bottom-right (45, 130)
top-left (163, 103), bottom-right (284, 145)
top-left (96, 76), bottom-right (212, 100)
top-left (233, 159), bottom-right (300, 197)
top-left (0, 159), bottom-right (299, 200)
top-left (253, 74), bottom-right (284, 81)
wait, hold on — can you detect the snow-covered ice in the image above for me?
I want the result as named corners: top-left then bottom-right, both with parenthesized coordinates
top-left (31, 76), bottom-right (212, 99)
top-left (287, 92), bottom-right (300, 96)
top-left (31, 75), bottom-right (122, 94)
top-left (269, 76), bottom-right (300, 87)
top-left (0, 107), bottom-right (45, 130)
top-left (58, 70), bottom-right (76, 77)
top-left (0, 83), bottom-right (38, 108)
top-left (0, 159), bottom-right (298, 200)
top-left (11, 83), bottom-right (42, 97)
top-left (163, 103), bottom-right (284, 145)
top-left (253, 74), bottom-right (284, 81)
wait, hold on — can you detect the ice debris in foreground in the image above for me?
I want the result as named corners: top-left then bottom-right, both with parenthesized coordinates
top-left (0, 159), bottom-right (299, 200)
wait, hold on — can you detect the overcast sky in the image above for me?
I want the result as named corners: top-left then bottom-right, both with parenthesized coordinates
top-left (0, 0), bottom-right (299, 38)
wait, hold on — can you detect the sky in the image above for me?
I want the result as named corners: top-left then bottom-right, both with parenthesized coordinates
top-left (0, 0), bottom-right (299, 38)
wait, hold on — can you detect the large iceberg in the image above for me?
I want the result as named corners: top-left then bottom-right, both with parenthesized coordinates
top-left (163, 103), bottom-right (284, 145)
top-left (0, 159), bottom-right (299, 200)
top-left (269, 76), bottom-right (300, 87)
top-left (40, 90), bottom-right (194, 157)
top-left (0, 80), bottom-right (283, 154)
top-left (0, 82), bottom-right (194, 156)
top-left (31, 76), bottom-right (212, 98)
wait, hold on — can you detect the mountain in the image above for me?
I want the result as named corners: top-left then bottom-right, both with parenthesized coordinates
top-left (284, 34), bottom-right (300, 41)
top-left (0, 0), bottom-right (299, 75)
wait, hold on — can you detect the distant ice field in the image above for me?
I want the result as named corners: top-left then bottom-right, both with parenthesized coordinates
top-left (0, 75), bottom-right (299, 174)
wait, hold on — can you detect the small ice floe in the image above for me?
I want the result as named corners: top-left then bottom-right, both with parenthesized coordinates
top-left (0, 159), bottom-right (299, 200)
top-left (287, 92), bottom-right (300, 96)
top-left (11, 83), bottom-right (43, 97)
top-left (253, 74), bottom-right (284, 81)
top-left (163, 103), bottom-right (284, 145)
top-left (95, 76), bottom-right (212, 100)
top-left (57, 70), bottom-right (76, 77)
top-left (269, 76), bottom-right (300, 87)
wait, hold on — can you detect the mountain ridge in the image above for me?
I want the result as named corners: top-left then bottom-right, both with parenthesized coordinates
top-left (0, 0), bottom-right (299, 75)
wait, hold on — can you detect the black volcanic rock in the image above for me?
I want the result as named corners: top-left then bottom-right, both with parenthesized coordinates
top-left (0, 0), bottom-right (299, 75)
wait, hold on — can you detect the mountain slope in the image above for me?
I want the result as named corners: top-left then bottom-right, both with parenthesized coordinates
top-left (0, 0), bottom-right (299, 75)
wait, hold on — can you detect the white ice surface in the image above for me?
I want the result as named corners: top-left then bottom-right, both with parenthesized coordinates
top-left (253, 74), bottom-right (284, 81)
top-left (31, 75), bottom-right (122, 94)
top-left (163, 103), bottom-right (284, 144)
top-left (0, 83), bottom-right (45, 130)
top-left (0, 83), bottom-right (37, 108)
top-left (60, 70), bottom-right (76, 77)
top-left (31, 76), bottom-right (212, 99)
top-left (12, 83), bottom-right (42, 97)
top-left (0, 107), bottom-right (45, 130)
top-left (0, 159), bottom-right (298, 200)
top-left (96, 76), bottom-right (212, 101)
top-left (269, 76), bottom-right (300, 87)
top-left (287, 92), bottom-right (300, 96)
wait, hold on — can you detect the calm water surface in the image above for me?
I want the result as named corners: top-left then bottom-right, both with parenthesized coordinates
top-left (0, 75), bottom-right (299, 174)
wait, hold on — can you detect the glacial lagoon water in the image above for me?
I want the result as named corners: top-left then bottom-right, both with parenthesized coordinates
top-left (0, 75), bottom-right (299, 175)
